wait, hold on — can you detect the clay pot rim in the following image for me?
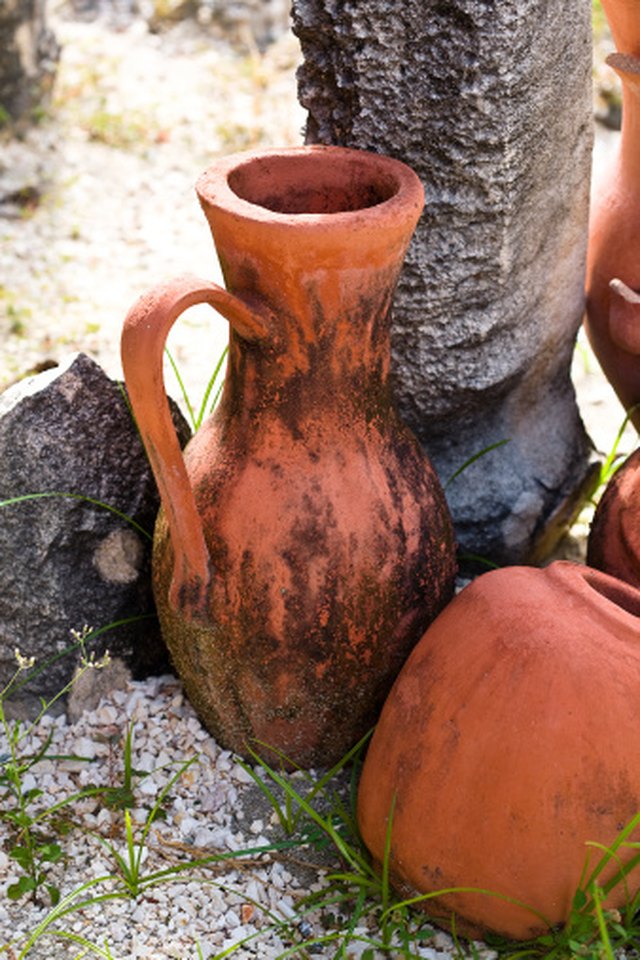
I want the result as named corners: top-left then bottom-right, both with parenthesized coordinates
top-left (546, 559), bottom-right (640, 624)
top-left (195, 145), bottom-right (424, 229)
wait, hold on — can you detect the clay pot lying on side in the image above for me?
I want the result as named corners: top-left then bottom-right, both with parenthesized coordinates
top-left (588, 447), bottom-right (640, 587)
top-left (357, 561), bottom-right (640, 941)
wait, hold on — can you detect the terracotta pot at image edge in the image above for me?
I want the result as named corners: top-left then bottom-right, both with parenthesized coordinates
top-left (585, 50), bottom-right (640, 428)
top-left (600, 0), bottom-right (640, 55)
top-left (120, 145), bottom-right (457, 769)
top-left (588, 446), bottom-right (640, 586)
top-left (357, 560), bottom-right (640, 940)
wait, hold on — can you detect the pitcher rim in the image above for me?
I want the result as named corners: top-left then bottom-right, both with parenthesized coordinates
top-left (195, 144), bottom-right (424, 227)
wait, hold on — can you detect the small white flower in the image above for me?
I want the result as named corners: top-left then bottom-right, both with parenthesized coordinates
top-left (70, 624), bottom-right (93, 645)
top-left (70, 625), bottom-right (110, 668)
top-left (80, 648), bottom-right (111, 670)
top-left (93, 649), bottom-right (112, 670)
top-left (14, 648), bottom-right (36, 670)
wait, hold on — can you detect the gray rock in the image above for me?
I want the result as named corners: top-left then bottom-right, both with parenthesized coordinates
top-left (0, 353), bottom-right (190, 708)
top-left (0, 0), bottom-right (59, 128)
top-left (292, 0), bottom-right (596, 567)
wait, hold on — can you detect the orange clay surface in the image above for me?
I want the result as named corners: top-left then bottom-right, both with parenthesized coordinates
top-left (357, 561), bottom-right (640, 940)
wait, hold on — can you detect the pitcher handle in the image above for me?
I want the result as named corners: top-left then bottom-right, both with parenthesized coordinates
top-left (121, 273), bottom-right (271, 616)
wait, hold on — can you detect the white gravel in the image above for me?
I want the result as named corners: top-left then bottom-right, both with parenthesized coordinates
top-left (0, 672), bottom-right (464, 959)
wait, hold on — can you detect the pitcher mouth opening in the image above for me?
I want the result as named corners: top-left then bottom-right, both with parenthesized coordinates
top-left (226, 151), bottom-right (401, 215)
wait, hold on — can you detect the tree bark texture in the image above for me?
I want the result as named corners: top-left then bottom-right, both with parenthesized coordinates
top-left (292, 0), bottom-right (595, 567)
top-left (0, 0), bottom-right (59, 126)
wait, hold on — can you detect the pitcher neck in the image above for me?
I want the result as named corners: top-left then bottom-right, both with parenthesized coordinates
top-left (222, 317), bottom-right (395, 427)
top-left (220, 254), bottom-right (403, 387)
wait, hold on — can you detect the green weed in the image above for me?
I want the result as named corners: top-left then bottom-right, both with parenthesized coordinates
top-left (0, 628), bottom-right (111, 907)
top-left (86, 721), bottom-right (155, 813)
top-left (95, 754), bottom-right (199, 898)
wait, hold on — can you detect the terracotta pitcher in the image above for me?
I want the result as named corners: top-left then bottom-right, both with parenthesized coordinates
top-left (586, 52), bottom-right (640, 429)
top-left (357, 561), bottom-right (640, 940)
top-left (121, 145), bottom-right (457, 769)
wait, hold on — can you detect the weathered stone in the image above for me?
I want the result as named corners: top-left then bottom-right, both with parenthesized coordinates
top-left (0, 353), bottom-right (190, 707)
top-left (292, 0), bottom-right (595, 566)
top-left (66, 655), bottom-right (132, 723)
top-left (0, 0), bottom-right (59, 127)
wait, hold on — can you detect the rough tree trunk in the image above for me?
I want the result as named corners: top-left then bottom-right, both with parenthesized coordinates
top-left (0, 0), bottom-right (59, 127)
top-left (292, 0), bottom-right (595, 567)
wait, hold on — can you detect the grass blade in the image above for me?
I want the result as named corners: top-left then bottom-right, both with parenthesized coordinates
top-left (445, 439), bottom-right (511, 488)
top-left (596, 405), bottom-right (640, 491)
top-left (197, 344), bottom-right (228, 428)
top-left (592, 884), bottom-right (615, 960)
top-left (164, 347), bottom-right (196, 431)
top-left (380, 793), bottom-right (396, 919)
top-left (0, 492), bottom-right (152, 541)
